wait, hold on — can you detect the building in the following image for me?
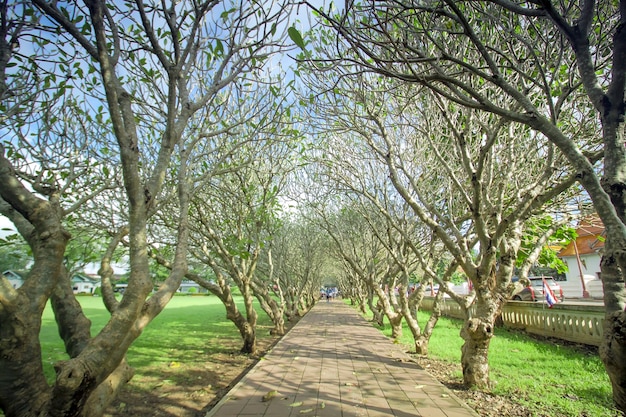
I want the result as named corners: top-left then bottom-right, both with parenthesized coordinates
top-left (558, 215), bottom-right (604, 299)
top-left (178, 280), bottom-right (206, 294)
top-left (3, 270), bottom-right (25, 289)
top-left (71, 274), bottom-right (101, 294)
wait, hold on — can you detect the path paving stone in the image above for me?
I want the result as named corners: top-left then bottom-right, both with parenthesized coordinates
top-left (205, 301), bottom-right (478, 417)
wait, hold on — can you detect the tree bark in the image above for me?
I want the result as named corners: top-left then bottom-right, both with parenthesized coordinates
top-left (601, 310), bottom-right (626, 411)
top-left (460, 317), bottom-right (493, 389)
top-left (82, 359), bottom-right (133, 416)
top-left (599, 238), bottom-right (626, 411)
top-left (251, 281), bottom-right (285, 336)
top-left (237, 278), bottom-right (258, 354)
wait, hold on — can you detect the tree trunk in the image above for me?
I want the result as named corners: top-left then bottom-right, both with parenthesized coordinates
top-left (407, 287), bottom-right (442, 356)
top-left (598, 243), bottom-right (626, 411)
top-left (372, 306), bottom-right (384, 326)
top-left (82, 359), bottom-right (134, 417)
top-left (251, 282), bottom-right (285, 336)
top-left (368, 295), bottom-right (384, 326)
top-left (373, 285), bottom-right (403, 338)
top-left (270, 316), bottom-right (286, 336)
top-left (223, 302), bottom-right (257, 355)
top-left (0, 307), bottom-right (52, 417)
top-left (601, 311), bottom-right (626, 411)
top-left (389, 313), bottom-right (403, 339)
top-left (415, 338), bottom-right (429, 356)
top-left (0, 154), bottom-right (70, 417)
top-left (240, 322), bottom-right (257, 354)
top-left (240, 281), bottom-right (258, 354)
top-left (460, 317), bottom-right (493, 389)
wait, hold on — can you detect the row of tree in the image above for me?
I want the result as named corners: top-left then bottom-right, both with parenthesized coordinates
top-left (287, 0), bottom-right (626, 412)
top-left (1, 1), bottom-right (625, 416)
top-left (0, 2), bottom-right (334, 417)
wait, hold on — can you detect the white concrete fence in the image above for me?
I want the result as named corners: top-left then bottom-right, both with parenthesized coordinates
top-left (421, 298), bottom-right (605, 347)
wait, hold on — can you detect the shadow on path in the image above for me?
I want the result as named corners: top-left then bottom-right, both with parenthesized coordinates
top-left (203, 301), bottom-right (478, 417)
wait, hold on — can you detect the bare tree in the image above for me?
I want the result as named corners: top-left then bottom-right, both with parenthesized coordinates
top-left (267, 215), bottom-right (329, 319)
top-left (297, 62), bottom-right (581, 388)
top-left (300, 0), bottom-right (626, 406)
top-left (0, 1), bottom-right (292, 415)
top-left (187, 125), bottom-right (297, 352)
top-left (305, 124), bottom-right (455, 353)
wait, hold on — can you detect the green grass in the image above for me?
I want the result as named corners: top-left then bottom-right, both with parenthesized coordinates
top-left (369, 308), bottom-right (618, 417)
top-left (40, 295), bottom-right (274, 383)
top-left (38, 297), bottom-right (621, 416)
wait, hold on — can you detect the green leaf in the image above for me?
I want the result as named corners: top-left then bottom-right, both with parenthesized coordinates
top-left (288, 27), bottom-right (305, 50)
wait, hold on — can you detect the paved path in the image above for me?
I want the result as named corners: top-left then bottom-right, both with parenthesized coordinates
top-left (205, 301), bottom-right (478, 417)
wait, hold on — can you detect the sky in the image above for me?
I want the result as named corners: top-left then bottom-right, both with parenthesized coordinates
top-left (0, 1), bottom-right (340, 240)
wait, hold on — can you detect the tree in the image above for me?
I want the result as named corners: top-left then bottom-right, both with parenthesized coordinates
top-left (300, 0), bottom-right (626, 407)
top-left (302, 125), bottom-right (452, 354)
top-left (186, 116), bottom-right (298, 352)
top-left (0, 1), bottom-right (292, 416)
top-left (265, 215), bottom-right (328, 320)
top-left (296, 57), bottom-right (581, 387)
top-left (0, 233), bottom-right (31, 272)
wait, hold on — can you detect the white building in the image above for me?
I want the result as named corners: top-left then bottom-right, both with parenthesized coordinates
top-left (558, 216), bottom-right (604, 299)
top-left (3, 270), bottom-right (24, 289)
top-left (178, 280), bottom-right (206, 293)
top-left (71, 274), bottom-right (101, 294)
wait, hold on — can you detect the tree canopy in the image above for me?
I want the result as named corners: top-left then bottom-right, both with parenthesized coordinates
top-left (1, 1), bottom-right (625, 416)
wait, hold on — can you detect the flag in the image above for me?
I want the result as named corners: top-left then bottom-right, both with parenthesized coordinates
top-left (543, 278), bottom-right (559, 308)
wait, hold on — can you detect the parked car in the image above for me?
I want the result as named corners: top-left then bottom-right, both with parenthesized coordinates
top-left (512, 276), bottom-right (564, 302)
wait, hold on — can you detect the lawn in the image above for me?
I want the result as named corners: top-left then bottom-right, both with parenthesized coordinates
top-left (35, 297), bottom-right (622, 416)
top-left (40, 295), bottom-right (280, 416)
top-left (41, 295), bottom-right (274, 377)
top-left (375, 309), bottom-right (619, 417)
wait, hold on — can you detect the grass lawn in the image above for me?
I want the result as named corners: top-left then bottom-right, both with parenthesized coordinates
top-left (374, 309), bottom-right (618, 417)
top-left (39, 295), bottom-right (279, 416)
top-left (35, 297), bottom-right (622, 416)
top-left (41, 295), bottom-right (274, 374)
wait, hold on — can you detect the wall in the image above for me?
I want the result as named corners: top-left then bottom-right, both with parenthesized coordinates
top-left (421, 298), bottom-right (604, 347)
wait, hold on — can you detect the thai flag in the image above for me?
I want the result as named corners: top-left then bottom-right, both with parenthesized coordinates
top-left (543, 278), bottom-right (559, 308)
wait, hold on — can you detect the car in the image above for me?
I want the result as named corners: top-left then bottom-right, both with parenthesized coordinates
top-left (512, 276), bottom-right (564, 302)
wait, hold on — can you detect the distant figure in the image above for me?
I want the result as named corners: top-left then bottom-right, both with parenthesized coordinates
top-left (326, 289), bottom-right (331, 302)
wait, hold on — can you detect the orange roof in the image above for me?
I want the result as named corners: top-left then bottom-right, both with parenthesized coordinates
top-left (558, 215), bottom-right (605, 257)
top-left (575, 214), bottom-right (605, 237)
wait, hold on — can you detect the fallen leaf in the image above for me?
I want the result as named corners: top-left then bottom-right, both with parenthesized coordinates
top-left (300, 408), bottom-right (314, 413)
top-left (262, 390), bottom-right (280, 402)
top-left (290, 401), bottom-right (303, 407)
top-left (414, 385), bottom-right (425, 389)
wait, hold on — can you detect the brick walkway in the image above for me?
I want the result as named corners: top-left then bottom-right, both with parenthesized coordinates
top-left (204, 301), bottom-right (478, 417)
